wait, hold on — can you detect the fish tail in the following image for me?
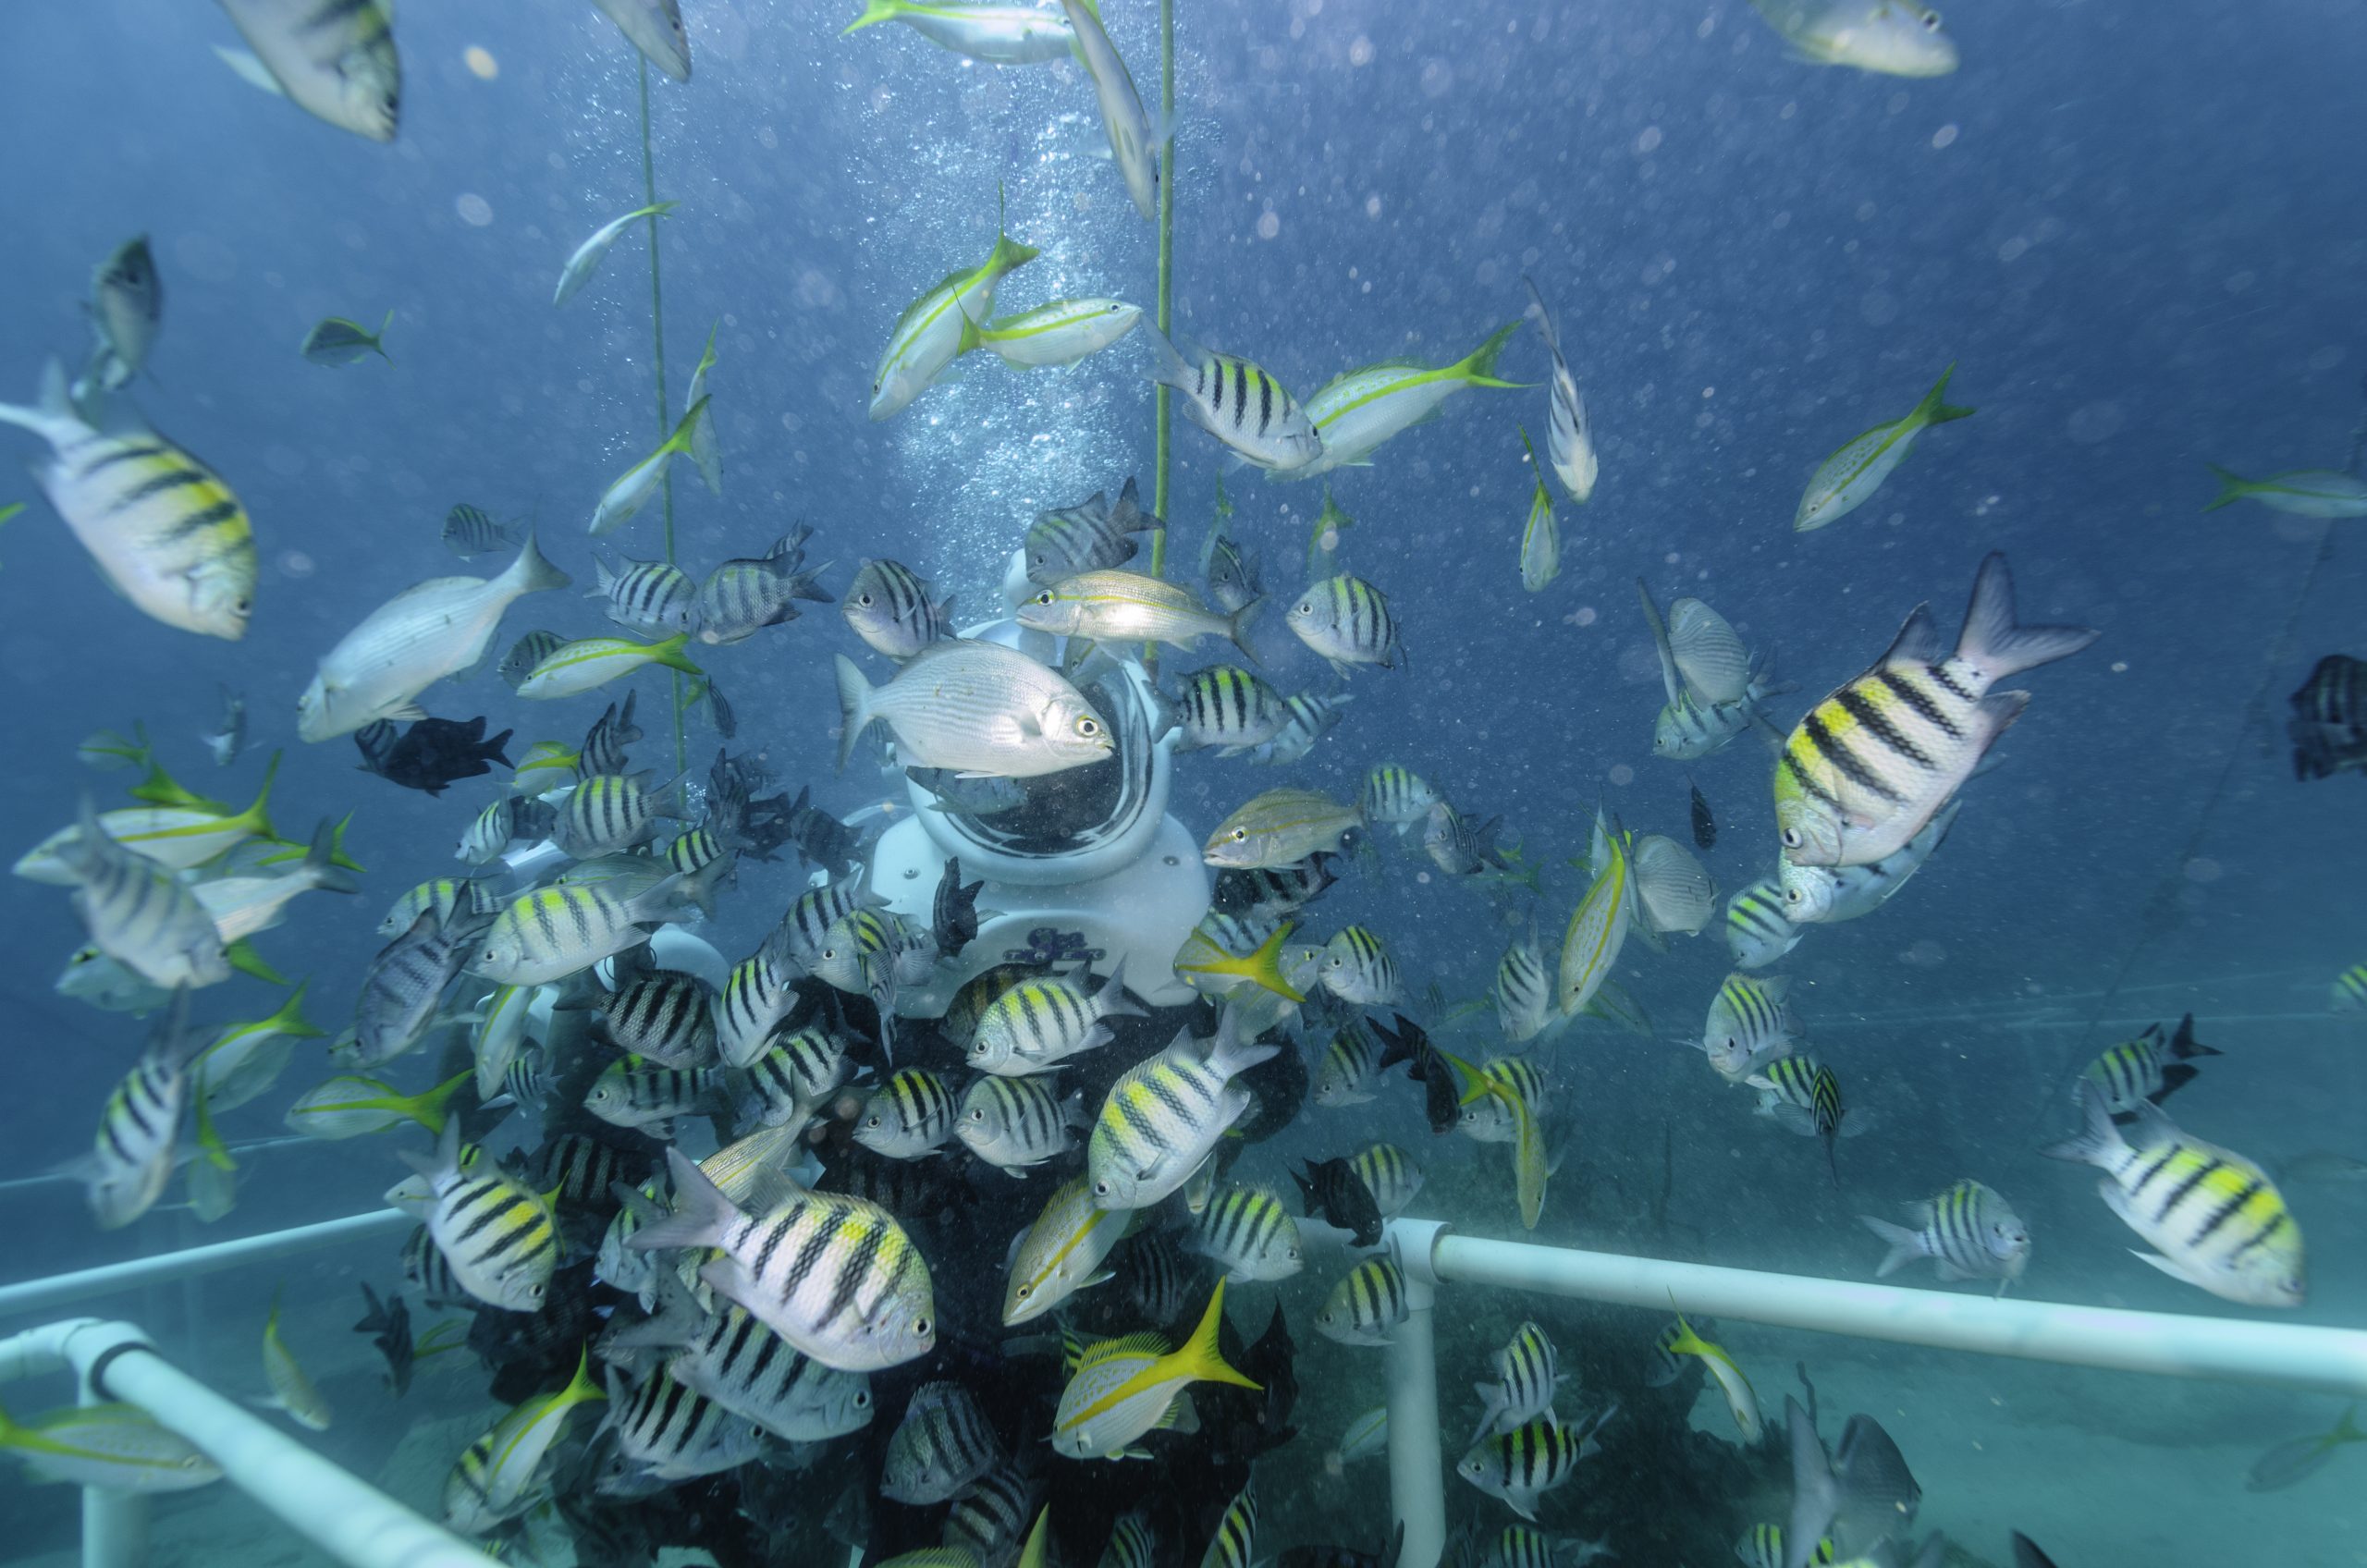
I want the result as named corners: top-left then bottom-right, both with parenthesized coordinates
top-left (407, 1069), bottom-right (474, 1137)
top-left (266, 977), bottom-right (330, 1040)
top-left (1240, 921), bottom-right (1306, 1002)
top-left (2336, 1404), bottom-right (2365, 1444)
top-left (501, 530), bottom-right (574, 596)
top-left (0, 357), bottom-right (81, 443)
top-left (556, 1344), bottom-right (607, 1412)
top-left (630, 1147), bottom-right (742, 1254)
top-left (2201, 463), bottom-right (2253, 512)
top-left (236, 750), bottom-right (283, 843)
top-left (1858, 1215), bottom-right (1924, 1277)
top-left (2168, 1012), bottom-right (2221, 1060)
top-left (832, 655), bottom-right (876, 774)
top-left (665, 394), bottom-right (712, 459)
top-left (373, 310), bottom-right (394, 362)
top-left (1782, 1396), bottom-right (1840, 1568)
top-left (1172, 1280), bottom-right (1262, 1392)
top-left (2040, 1083), bottom-right (2126, 1169)
top-left (1913, 361), bottom-right (1974, 426)
top-left (1954, 551), bottom-right (2099, 680)
top-left (1453, 318), bottom-right (1528, 389)
top-left (226, 939), bottom-right (289, 986)
top-left (297, 821), bottom-right (362, 898)
top-left (840, 0), bottom-right (907, 35)
top-left (1226, 597), bottom-right (1264, 666)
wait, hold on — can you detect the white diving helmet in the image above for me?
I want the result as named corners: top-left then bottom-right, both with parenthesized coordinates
top-left (865, 550), bottom-right (1210, 1016)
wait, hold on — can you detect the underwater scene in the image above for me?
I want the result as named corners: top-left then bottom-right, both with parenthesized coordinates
top-left (1, 2), bottom-right (2364, 1566)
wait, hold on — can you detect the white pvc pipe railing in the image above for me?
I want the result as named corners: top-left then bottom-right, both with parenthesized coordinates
top-left (0, 1209), bottom-right (411, 1321)
top-left (1375, 1222), bottom-right (2367, 1568)
top-left (1421, 1231), bottom-right (2367, 1398)
top-left (0, 1317), bottom-right (499, 1568)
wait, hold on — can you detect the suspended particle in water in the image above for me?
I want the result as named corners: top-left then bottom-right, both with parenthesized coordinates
top-left (464, 45), bottom-right (498, 80)
top-left (456, 193), bottom-right (493, 227)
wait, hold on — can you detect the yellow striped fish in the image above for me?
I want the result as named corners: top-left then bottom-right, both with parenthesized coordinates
top-left (2043, 1084), bottom-right (2305, 1308)
top-left (442, 1348), bottom-right (606, 1537)
top-left (1773, 553), bottom-right (2096, 867)
top-left (1050, 1281), bottom-right (1260, 1459)
top-left (257, 1287), bottom-right (331, 1430)
top-left (1556, 820), bottom-right (1632, 1018)
top-left (0, 364), bottom-right (255, 639)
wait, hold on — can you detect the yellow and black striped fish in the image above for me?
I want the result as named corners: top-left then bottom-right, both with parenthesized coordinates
top-left (1186, 1186), bottom-right (1303, 1283)
top-left (1147, 327), bottom-right (1323, 472)
top-left (2043, 1084), bottom-right (2304, 1308)
top-left (1287, 574), bottom-right (1402, 679)
top-left (1773, 552), bottom-right (2095, 867)
top-left (1349, 1142), bottom-right (1424, 1218)
top-left (1170, 664), bottom-right (1288, 753)
top-left (401, 1122), bottom-right (558, 1312)
top-left (1752, 1054), bottom-right (1846, 1183)
top-left (855, 1069), bottom-right (957, 1159)
top-left (1201, 1476), bottom-right (1260, 1568)
top-left (1314, 1256), bottom-right (1406, 1346)
top-left (1454, 1414), bottom-right (1589, 1522)
top-left (2079, 1013), bottom-right (2219, 1117)
top-left (0, 361), bottom-right (256, 639)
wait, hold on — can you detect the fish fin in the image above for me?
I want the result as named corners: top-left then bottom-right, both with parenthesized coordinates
top-left (2201, 463), bottom-right (2253, 512)
top-left (226, 939), bottom-right (289, 986)
top-left (499, 530), bottom-right (573, 596)
top-left (1450, 318), bottom-right (1530, 389)
top-left (1908, 361), bottom-right (1973, 427)
top-left (1782, 1396), bottom-right (1839, 1568)
top-left (833, 655), bottom-right (875, 774)
top-left (2168, 1012), bottom-right (2221, 1060)
top-left (1226, 596), bottom-right (1264, 666)
top-left (1169, 1279), bottom-right (1261, 1392)
top-left (1094, 953), bottom-right (1147, 1020)
top-left (1952, 552), bottom-right (2100, 681)
top-left (628, 1146), bottom-right (740, 1253)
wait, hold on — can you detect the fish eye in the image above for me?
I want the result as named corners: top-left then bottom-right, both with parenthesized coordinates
top-left (1093, 1180), bottom-right (1110, 1195)
top-left (914, 1317), bottom-right (931, 1336)
top-left (1075, 717), bottom-right (1101, 738)
top-left (1015, 1284), bottom-right (1033, 1300)
top-left (1230, 827), bottom-right (1248, 842)
top-left (865, 1114), bottom-right (882, 1128)
top-left (1922, 6), bottom-right (1942, 26)
top-left (1780, 827), bottom-right (1803, 848)
top-left (1033, 590), bottom-right (1056, 606)
top-left (1294, 601), bottom-right (1312, 616)
top-left (971, 1108), bottom-right (987, 1120)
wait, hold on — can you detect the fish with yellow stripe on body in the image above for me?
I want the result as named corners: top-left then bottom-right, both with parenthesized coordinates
top-left (1050, 1280), bottom-right (1260, 1460)
top-left (2329, 964), bottom-right (2367, 1016)
top-left (1774, 553), bottom-right (2097, 867)
top-left (0, 360), bottom-right (256, 639)
top-left (2042, 1083), bottom-right (2305, 1308)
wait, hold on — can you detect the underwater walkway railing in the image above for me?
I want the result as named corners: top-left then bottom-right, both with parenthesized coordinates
top-left (1378, 1219), bottom-right (2367, 1568)
top-left (0, 1315), bottom-right (499, 1568)
top-left (9, 1208), bottom-right (2367, 1568)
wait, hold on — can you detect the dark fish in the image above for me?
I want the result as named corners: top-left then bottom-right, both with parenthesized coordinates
top-left (932, 857), bottom-right (987, 957)
top-left (353, 715), bottom-right (512, 796)
top-left (352, 1282), bottom-right (413, 1397)
top-left (2011, 1536), bottom-right (2060, 1568)
top-left (699, 677), bottom-right (737, 740)
top-left (1235, 1301), bottom-right (1300, 1459)
top-left (1204, 528), bottom-right (1263, 616)
top-left (1690, 780), bottom-right (1717, 850)
top-left (1292, 1157), bottom-right (1382, 1247)
top-left (2289, 654), bottom-right (2367, 781)
top-left (1369, 1013), bottom-right (1471, 1136)
top-left (779, 786), bottom-right (863, 875)
top-left (1112, 1229), bottom-right (1196, 1331)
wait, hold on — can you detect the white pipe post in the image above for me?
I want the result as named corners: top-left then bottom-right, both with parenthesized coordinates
top-left (1429, 1235), bottom-right (2367, 1399)
top-left (59, 1321), bottom-right (500, 1568)
top-left (0, 1210), bottom-right (412, 1322)
top-left (1383, 1220), bottom-right (1450, 1568)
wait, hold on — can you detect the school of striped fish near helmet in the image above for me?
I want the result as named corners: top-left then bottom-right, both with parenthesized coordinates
top-left (0, 1), bottom-right (2359, 1567)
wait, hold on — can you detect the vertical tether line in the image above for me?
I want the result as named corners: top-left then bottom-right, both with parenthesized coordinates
top-left (1149, 0), bottom-right (1175, 570)
top-left (638, 57), bottom-right (686, 772)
